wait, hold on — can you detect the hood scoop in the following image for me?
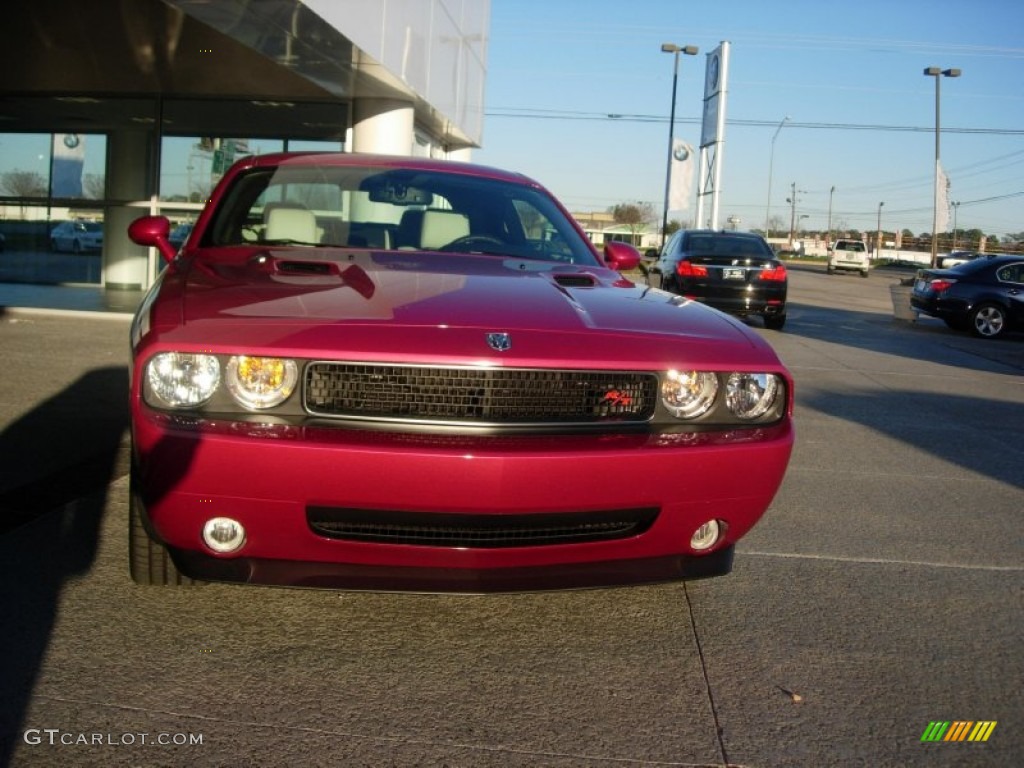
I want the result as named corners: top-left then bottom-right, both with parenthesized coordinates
top-left (275, 259), bottom-right (339, 276)
top-left (553, 273), bottom-right (597, 288)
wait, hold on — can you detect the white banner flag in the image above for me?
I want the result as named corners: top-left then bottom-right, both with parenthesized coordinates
top-left (935, 160), bottom-right (951, 233)
top-left (668, 140), bottom-right (695, 212)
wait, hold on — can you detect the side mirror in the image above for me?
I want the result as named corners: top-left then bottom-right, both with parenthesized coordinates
top-left (128, 215), bottom-right (177, 264)
top-left (602, 241), bottom-right (641, 272)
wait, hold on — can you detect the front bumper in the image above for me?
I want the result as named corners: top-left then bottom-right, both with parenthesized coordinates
top-left (172, 544), bottom-right (736, 592)
top-left (133, 412), bottom-right (793, 590)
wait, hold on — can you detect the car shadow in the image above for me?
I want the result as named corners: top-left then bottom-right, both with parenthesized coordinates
top-left (800, 388), bottom-right (1023, 491)
top-left (767, 302), bottom-right (1024, 376)
top-left (0, 366), bottom-right (128, 766)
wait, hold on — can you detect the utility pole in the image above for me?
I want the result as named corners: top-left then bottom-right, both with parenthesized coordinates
top-left (787, 182), bottom-right (797, 247)
top-left (827, 185), bottom-right (835, 246)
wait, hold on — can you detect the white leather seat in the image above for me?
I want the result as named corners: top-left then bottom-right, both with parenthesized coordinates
top-left (419, 210), bottom-right (470, 249)
top-left (265, 206), bottom-right (319, 243)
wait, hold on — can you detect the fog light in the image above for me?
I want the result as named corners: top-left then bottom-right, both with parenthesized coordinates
top-left (690, 520), bottom-right (721, 551)
top-left (202, 517), bottom-right (246, 553)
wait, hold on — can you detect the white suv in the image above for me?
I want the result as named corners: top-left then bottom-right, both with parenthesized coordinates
top-left (828, 239), bottom-right (869, 277)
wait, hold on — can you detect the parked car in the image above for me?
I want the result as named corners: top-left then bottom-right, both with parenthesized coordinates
top-left (647, 229), bottom-right (788, 329)
top-left (168, 222), bottom-right (194, 249)
top-left (911, 255), bottom-right (1024, 338)
top-left (827, 238), bottom-right (869, 277)
top-left (50, 220), bottom-right (103, 253)
top-left (126, 152), bottom-right (794, 592)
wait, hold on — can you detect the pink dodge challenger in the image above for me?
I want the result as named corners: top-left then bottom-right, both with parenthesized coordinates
top-left (128, 152), bottom-right (793, 592)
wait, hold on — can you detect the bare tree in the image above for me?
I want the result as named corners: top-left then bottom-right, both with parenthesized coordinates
top-left (2, 170), bottom-right (47, 218)
top-left (766, 214), bottom-right (786, 238)
top-left (83, 173), bottom-right (106, 200)
top-left (1, 170), bottom-right (47, 198)
top-left (611, 202), bottom-right (656, 245)
top-left (664, 219), bottom-right (687, 238)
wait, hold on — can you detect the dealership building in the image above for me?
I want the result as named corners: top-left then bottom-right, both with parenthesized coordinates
top-left (0, 0), bottom-right (489, 290)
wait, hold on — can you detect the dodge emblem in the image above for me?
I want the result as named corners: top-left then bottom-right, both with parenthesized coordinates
top-left (486, 332), bottom-right (512, 352)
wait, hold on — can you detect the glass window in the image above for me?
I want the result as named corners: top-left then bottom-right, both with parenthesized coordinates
top-left (0, 133), bottom-right (108, 284)
top-left (0, 132), bottom-right (107, 202)
top-left (996, 264), bottom-right (1023, 284)
top-left (159, 137), bottom-right (343, 204)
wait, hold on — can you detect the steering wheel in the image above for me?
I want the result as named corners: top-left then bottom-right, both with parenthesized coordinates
top-left (439, 234), bottom-right (506, 253)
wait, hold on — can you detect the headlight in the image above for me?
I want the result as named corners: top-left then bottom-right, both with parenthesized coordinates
top-left (661, 369), bottom-right (719, 419)
top-left (225, 355), bottom-right (298, 409)
top-left (725, 372), bottom-right (781, 420)
top-left (146, 353), bottom-right (221, 407)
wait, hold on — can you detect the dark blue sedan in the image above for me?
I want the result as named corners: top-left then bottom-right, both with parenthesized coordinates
top-left (911, 255), bottom-right (1024, 338)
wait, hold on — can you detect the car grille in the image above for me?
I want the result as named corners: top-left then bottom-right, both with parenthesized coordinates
top-left (304, 363), bottom-right (658, 425)
top-left (307, 507), bottom-right (659, 548)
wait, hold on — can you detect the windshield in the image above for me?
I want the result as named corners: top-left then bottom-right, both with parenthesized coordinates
top-left (203, 163), bottom-right (600, 266)
top-left (683, 234), bottom-right (772, 259)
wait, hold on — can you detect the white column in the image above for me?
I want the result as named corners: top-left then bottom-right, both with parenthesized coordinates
top-left (351, 99), bottom-right (416, 227)
top-left (103, 131), bottom-right (154, 290)
top-left (351, 98), bottom-right (415, 155)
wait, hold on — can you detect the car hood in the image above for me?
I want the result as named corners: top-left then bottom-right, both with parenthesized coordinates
top-left (151, 249), bottom-right (778, 367)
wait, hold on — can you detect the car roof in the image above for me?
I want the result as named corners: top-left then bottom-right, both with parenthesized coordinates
top-left (972, 253), bottom-right (1019, 262)
top-left (681, 229), bottom-right (764, 238)
top-left (946, 254), bottom-right (1021, 271)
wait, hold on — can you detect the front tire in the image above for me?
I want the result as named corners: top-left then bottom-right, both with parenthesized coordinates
top-left (764, 314), bottom-right (786, 330)
top-left (969, 303), bottom-right (1007, 339)
top-left (129, 480), bottom-right (200, 586)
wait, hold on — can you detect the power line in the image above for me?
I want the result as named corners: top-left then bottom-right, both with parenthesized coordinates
top-left (485, 108), bottom-right (1024, 136)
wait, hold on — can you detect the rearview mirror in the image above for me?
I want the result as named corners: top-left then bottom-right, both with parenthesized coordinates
top-left (362, 173), bottom-right (434, 206)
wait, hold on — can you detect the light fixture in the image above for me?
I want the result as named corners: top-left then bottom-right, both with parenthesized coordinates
top-left (660, 43), bottom-right (699, 249)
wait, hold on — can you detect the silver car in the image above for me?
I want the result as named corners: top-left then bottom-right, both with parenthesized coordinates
top-left (50, 221), bottom-right (103, 253)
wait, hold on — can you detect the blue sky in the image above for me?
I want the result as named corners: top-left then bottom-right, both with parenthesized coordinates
top-left (472, 0), bottom-right (1024, 240)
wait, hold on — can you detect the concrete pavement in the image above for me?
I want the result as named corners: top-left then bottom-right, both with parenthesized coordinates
top-left (0, 268), bottom-right (1021, 767)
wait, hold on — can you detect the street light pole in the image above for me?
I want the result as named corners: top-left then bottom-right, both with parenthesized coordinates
top-left (661, 43), bottom-right (699, 249)
top-left (923, 66), bottom-right (961, 268)
top-left (763, 116), bottom-right (790, 236)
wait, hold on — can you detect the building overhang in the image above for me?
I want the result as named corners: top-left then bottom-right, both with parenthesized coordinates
top-left (0, 0), bottom-right (480, 149)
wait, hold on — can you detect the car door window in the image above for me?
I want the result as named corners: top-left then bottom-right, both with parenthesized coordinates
top-left (996, 264), bottom-right (1024, 284)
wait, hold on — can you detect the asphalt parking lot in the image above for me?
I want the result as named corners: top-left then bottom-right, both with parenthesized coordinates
top-left (0, 265), bottom-right (1021, 767)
